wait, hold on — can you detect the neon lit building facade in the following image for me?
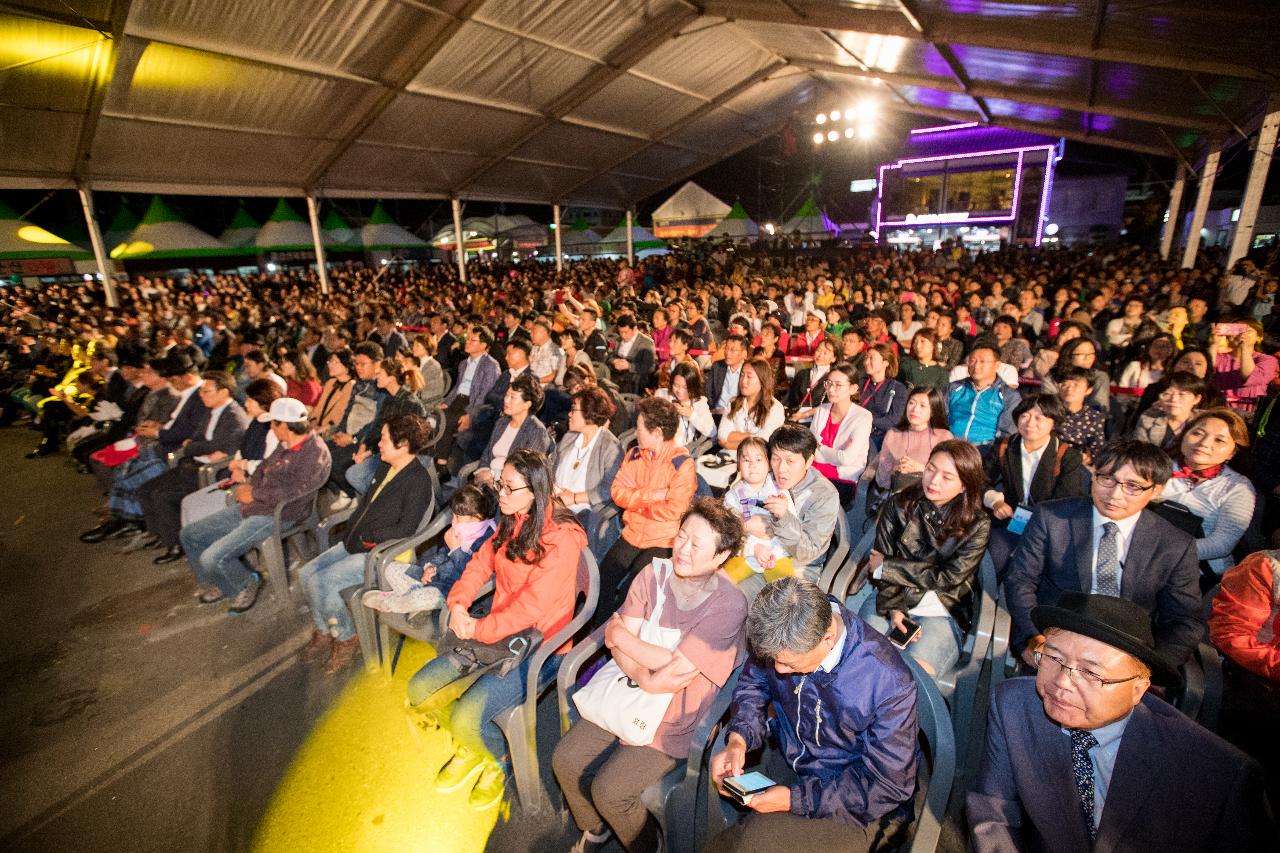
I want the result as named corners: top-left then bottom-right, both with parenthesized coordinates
top-left (874, 124), bottom-right (1063, 252)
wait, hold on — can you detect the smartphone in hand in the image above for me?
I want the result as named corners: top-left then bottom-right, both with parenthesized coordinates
top-left (887, 617), bottom-right (922, 649)
top-left (723, 771), bottom-right (776, 806)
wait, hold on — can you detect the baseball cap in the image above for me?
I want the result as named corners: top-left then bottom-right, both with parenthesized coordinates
top-left (257, 397), bottom-right (309, 424)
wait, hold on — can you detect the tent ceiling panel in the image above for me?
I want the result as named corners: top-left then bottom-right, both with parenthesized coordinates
top-left (104, 39), bottom-right (374, 139)
top-left (0, 107), bottom-right (84, 175)
top-left (473, 0), bottom-right (688, 63)
top-left (0, 13), bottom-right (108, 112)
top-left (3, 0), bottom-right (1277, 204)
top-left (611, 144), bottom-right (710, 181)
top-left (513, 122), bottom-right (647, 171)
top-left (662, 108), bottom-right (760, 155)
top-left (630, 22), bottom-right (776, 99)
top-left (360, 92), bottom-right (536, 156)
top-left (566, 73), bottom-right (705, 137)
top-left (321, 142), bottom-right (485, 192)
top-left (463, 159), bottom-right (592, 202)
top-left (570, 172), bottom-right (667, 209)
top-left (86, 116), bottom-right (338, 185)
top-left (125, 0), bottom-right (458, 83)
top-left (408, 21), bottom-right (597, 113)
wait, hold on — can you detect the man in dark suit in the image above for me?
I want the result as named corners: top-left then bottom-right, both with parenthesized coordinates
top-left (968, 592), bottom-right (1274, 853)
top-left (705, 334), bottom-right (749, 415)
top-left (607, 314), bottom-right (655, 394)
top-left (1005, 440), bottom-right (1202, 670)
top-left (451, 338), bottom-right (532, 470)
top-left (436, 326), bottom-right (499, 460)
top-left (428, 313), bottom-right (460, 374)
top-left (137, 371), bottom-right (250, 562)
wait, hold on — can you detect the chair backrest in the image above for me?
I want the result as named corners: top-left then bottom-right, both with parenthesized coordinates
top-left (617, 428), bottom-right (638, 452)
top-left (817, 507), bottom-right (851, 592)
top-left (899, 651), bottom-right (956, 853)
top-left (522, 548), bottom-right (600, 711)
top-left (830, 523), bottom-right (876, 601)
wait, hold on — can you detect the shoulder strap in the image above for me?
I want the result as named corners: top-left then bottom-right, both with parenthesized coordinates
top-left (1052, 440), bottom-right (1070, 479)
top-left (997, 436), bottom-right (1010, 464)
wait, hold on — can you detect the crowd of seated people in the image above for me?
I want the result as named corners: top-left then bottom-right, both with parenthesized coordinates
top-left (3, 238), bottom-right (1279, 846)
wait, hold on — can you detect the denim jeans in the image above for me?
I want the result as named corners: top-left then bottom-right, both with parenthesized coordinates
top-left (407, 651), bottom-right (560, 759)
top-left (345, 455), bottom-right (378, 496)
top-left (857, 594), bottom-right (962, 675)
top-left (298, 543), bottom-right (366, 640)
top-left (178, 505), bottom-right (275, 597)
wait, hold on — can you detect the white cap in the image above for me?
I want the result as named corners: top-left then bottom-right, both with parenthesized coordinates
top-left (258, 397), bottom-right (309, 424)
top-left (807, 307), bottom-right (826, 322)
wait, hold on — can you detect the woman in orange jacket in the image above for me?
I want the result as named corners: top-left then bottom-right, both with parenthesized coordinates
top-left (595, 396), bottom-right (698, 627)
top-left (408, 448), bottom-right (587, 812)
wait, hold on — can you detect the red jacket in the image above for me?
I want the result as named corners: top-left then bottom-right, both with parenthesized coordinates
top-left (1209, 551), bottom-right (1280, 681)
top-left (447, 509), bottom-right (587, 647)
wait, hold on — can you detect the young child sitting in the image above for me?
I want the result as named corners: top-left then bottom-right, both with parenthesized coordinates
top-left (362, 482), bottom-right (497, 615)
top-left (720, 437), bottom-right (794, 597)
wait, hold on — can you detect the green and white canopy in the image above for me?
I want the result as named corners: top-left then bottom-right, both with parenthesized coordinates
top-left (219, 203), bottom-right (260, 248)
top-left (781, 197), bottom-right (837, 237)
top-left (110, 196), bottom-right (230, 259)
top-left (558, 215), bottom-right (602, 250)
top-left (705, 200), bottom-right (759, 239)
top-left (255, 198), bottom-right (313, 251)
top-left (594, 220), bottom-right (667, 256)
top-left (360, 201), bottom-right (426, 250)
top-left (321, 209), bottom-right (356, 248)
top-left (0, 200), bottom-right (91, 260)
top-left (104, 202), bottom-right (139, 251)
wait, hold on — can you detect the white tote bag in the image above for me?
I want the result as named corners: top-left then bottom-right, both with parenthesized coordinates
top-left (574, 560), bottom-right (683, 746)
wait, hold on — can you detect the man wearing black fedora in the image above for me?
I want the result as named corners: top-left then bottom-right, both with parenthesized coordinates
top-left (968, 592), bottom-right (1275, 852)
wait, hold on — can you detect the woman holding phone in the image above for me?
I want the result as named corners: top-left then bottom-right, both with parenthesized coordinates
top-left (857, 440), bottom-right (990, 675)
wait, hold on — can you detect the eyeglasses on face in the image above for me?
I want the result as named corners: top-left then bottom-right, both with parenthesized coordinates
top-left (1093, 473), bottom-right (1155, 497)
top-left (496, 481), bottom-right (530, 495)
top-left (1033, 650), bottom-right (1144, 689)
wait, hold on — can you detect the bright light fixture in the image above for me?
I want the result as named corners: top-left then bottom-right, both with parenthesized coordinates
top-left (815, 113), bottom-right (827, 125)
top-left (813, 131), bottom-right (824, 144)
top-left (16, 225), bottom-right (71, 245)
top-left (844, 127), bottom-right (855, 139)
top-left (827, 130), bottom-right (839, 142)
top-left (858, 124), bottom-right (875, 139)
top-left (829, 110), bottom-right (842, 121)
top-left (1044, 223), bottom-right (1059, 236)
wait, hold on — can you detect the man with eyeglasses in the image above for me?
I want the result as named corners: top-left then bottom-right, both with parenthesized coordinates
top-left (968, 591), bottom-right (1273, 853)
top-left (1005, 440), bottom-right (1202, 670)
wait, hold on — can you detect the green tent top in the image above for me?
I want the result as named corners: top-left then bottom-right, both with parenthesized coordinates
top-left (219, 203), bottom-right (260, 248)
top-left (321, 208), bottom-right (356, 248)
top-left (254, 198), bottom-right (313, 251)
top-left (112, 195), bottom-right (234, 259)
top-left (359, 201), bottom-right (427, 250)
top-left (571, 214), bottom-right (591, 231)
top-left (106, 202), bottom-right (138, 236)
top-left (723, 201), bottom-right (750, 220)
top-left (0, 199), bottom-right (92, 260)
top-left (791, 197), bottom-right (823, 219)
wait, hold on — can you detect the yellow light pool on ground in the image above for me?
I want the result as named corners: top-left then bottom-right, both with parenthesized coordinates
top-left (17, 225), bottom-right (71, 245)
top-left (252, 639), bottom-right (500, 853)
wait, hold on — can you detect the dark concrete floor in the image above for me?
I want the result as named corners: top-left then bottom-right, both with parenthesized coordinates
top-left (0, 426), bottom-right (976, 853)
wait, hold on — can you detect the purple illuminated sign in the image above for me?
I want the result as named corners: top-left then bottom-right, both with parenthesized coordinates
top-left (909, 122), bottom-right (980, 135)
top-left (875, 142), bottom-right (1061, 241)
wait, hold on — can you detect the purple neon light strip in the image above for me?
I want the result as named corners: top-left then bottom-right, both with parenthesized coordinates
top-left (1011, 148), bottom-right (1025, 231)
top-left (876, 144), bottom-right (1058, 229)
top-left (909, 122), bottom-right (980, 135)
top-left (1035, 148), bottom-right (1058, 246)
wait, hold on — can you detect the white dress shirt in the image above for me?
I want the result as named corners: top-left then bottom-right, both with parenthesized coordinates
top-left (717, 365), bottom-right (742, 411)
top-left (1019, 440), bottom-right (1048, 504)
top-left (556, 428), bottom-right (602, 513)
top-left (1089, 508), bottom-right (1142, 593)
top-left (162, 384), bottom-right (199, 429)
top-left (456, 355), bottom-right (481, 396)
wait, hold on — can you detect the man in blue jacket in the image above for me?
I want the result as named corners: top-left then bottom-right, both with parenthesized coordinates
top-left (947, 344), bottom-right (1019, 462)
top-left (709, 578), bottom-right (919, 851)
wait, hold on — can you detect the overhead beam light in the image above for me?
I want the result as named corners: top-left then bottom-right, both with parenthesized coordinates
top-left (829, 110), bottom-right (842, 121)
top-left (844, 127), bottom-right (855, 139)
top-left (858, 124), bottom-right (876, 139)
top-left (813, 131), bottom-right (824, 144)
top-left (815, 113), bottom-right (827, 124)
top-left (827, 130), bottom-right (839, 142)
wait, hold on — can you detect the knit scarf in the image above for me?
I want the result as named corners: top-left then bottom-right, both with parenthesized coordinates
top-left (1171, 463), bottom-right (1223, 487)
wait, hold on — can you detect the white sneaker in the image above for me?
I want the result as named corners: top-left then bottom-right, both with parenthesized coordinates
top-left (362, 586), bottom-right (443, 614)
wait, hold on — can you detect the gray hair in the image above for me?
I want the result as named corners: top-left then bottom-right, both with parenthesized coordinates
top-left (746, 578), bottom-right (833, 660)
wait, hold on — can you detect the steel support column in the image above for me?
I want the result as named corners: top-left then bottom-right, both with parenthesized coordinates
top-left (1160, 163), bottom-right (1186, 261)
top-left (305, 193), bottom-right (330, 295)
top-left (1228, 101), bottom-right (1280, 268)
top-left (76, 185), bottom-right (117, 308)
top-left (553, 203), bottom-right (563, 273)
top-left (451, 197), bottom-right (467, 282)
top-left (1182, 147), bottom-right (1222, 269)
top-left (625, 209), bottom-right (634, 265)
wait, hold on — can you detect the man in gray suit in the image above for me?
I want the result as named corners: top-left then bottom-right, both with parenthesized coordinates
top-left (608, 314), bottom-right (655, 395)
top-left (968, 592), bottom-right (1274, 853)
top-left (1005, 440), bottom-right (1202, 670)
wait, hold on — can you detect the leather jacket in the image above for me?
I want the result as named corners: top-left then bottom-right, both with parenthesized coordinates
top-left (871, 492), bottom-right (991, 621)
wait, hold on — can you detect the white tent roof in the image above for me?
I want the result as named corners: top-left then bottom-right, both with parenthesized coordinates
top-left (218, 205), bottom-right (259, 247)
top-left (781, 198), bottom-right (837, 237)
top-left (321, 209), bottom-right (356, 247)
top-left (0, 200), bottom-right (91, 259)
top-left (651, 181), bottom-right (730, 225)
top-left (360, 201), bottom-right (427, 249)
top-left (111, 196), bottom-right (229, 258)
top-left (559, 223), bottom-right (601, 248)
top-left (7, 2), bottom-right (1267, 207)
top-left (594, 222), bottom-right (666, 255)
top-left (255, 199), bottom-right (312, 250)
